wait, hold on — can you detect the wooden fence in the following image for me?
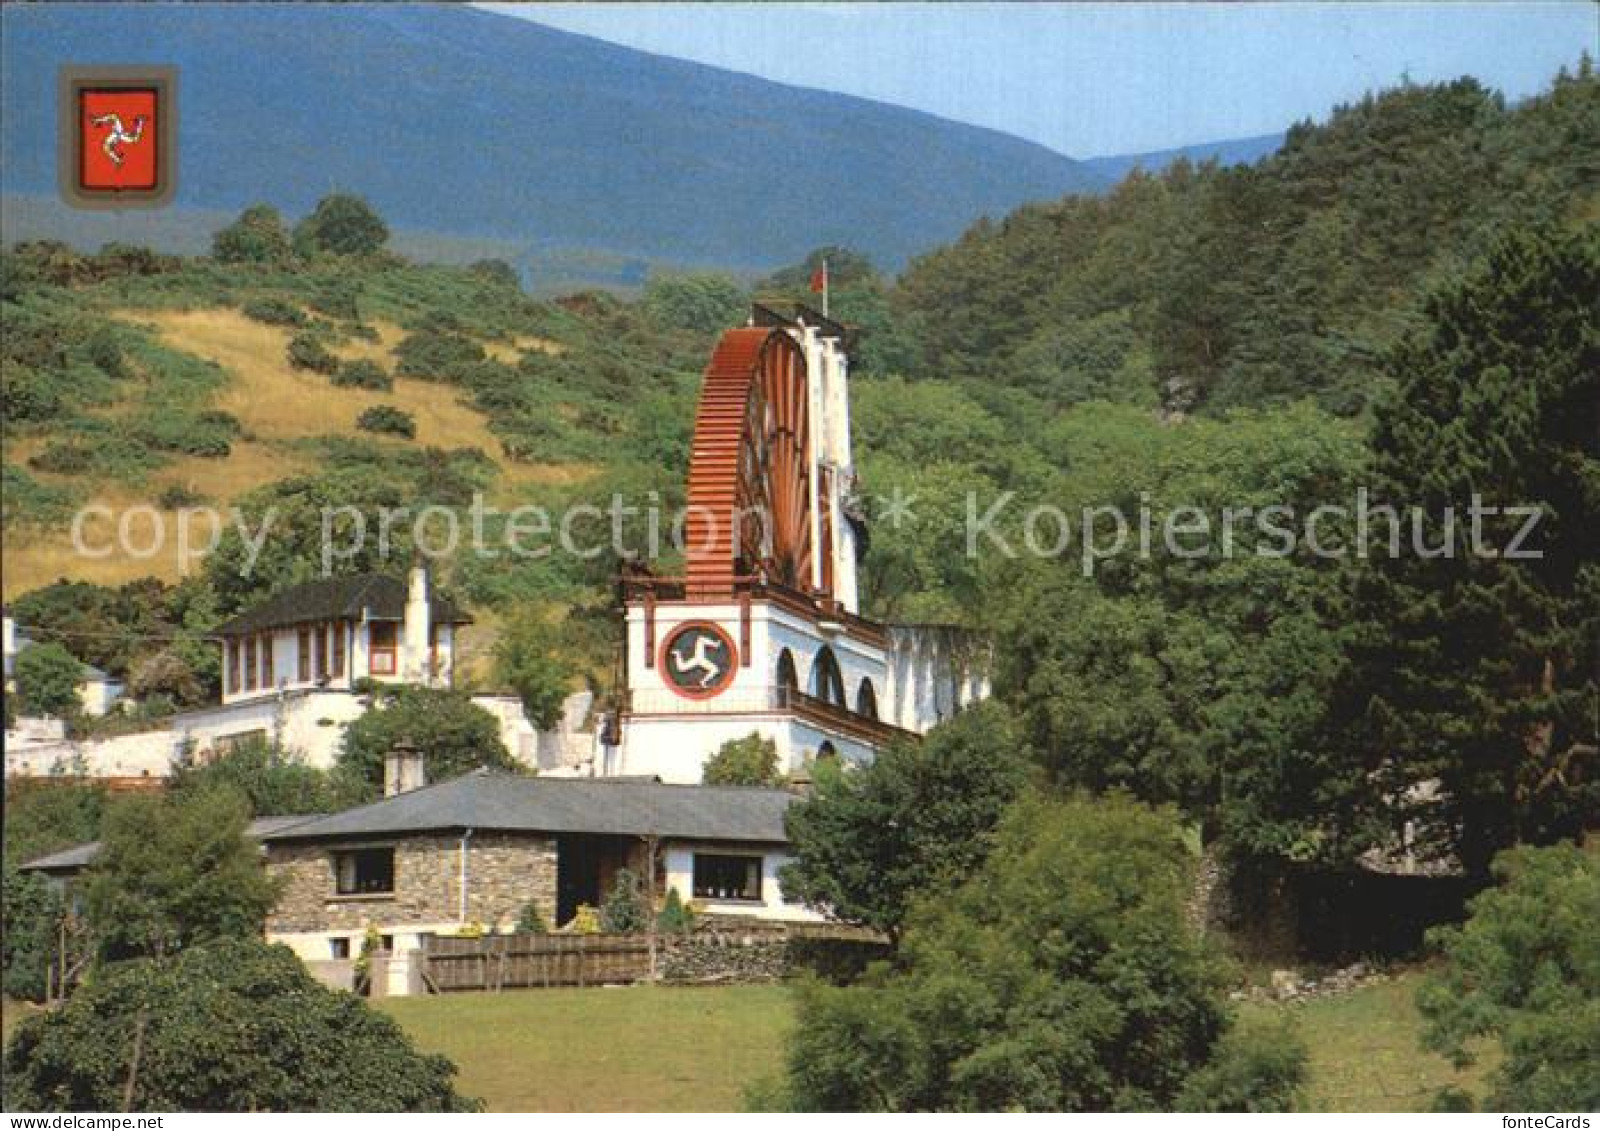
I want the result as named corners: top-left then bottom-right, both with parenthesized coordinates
top-left (418, 921), bottom-right (887, 993)
top-left (420, 932), bottom-right (655, 992)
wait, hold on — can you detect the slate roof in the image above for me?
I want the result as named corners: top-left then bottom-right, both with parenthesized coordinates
top-left (260, 772), bottom-right (796, 845)
top-left (216, 573), bottom-right (471, 636)
top-left (18, 816), bottom-right (317, 875)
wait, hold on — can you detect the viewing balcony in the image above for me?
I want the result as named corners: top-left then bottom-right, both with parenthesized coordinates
top-left (621, 684), bottom-right (911, 747)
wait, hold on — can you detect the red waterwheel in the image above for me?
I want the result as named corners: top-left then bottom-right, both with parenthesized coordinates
top-left (684, 328), bottom-right (813, 595)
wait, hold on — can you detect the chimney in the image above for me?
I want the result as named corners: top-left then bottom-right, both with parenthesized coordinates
top-left (385, 738), bottom-right (426, 798)
top-left (403, 561), bottom-right (432, 684)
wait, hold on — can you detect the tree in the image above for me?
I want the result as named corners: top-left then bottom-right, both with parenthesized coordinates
top-left (599, 868), bottom-right (648, 935)
top-left (84, 787), bottom-right (281, 961)
top-left (126, 648), bottom-right (203, 706)
top-left (13, 642), bottom-right (83, 719)
top-left (781, 701), bottom-right (1031, 943)
top-left (703, 732), bottom-right (781, 787)
top-left (337, 687), bottom-right (520, 795)
top-left (2, 938), bottom-right (476, 1111)
top-left (643, 272), bottom-right (747, 335)
top-left (1339, 225), bottom-right (1600, 877)
top-left (293, 193), bottom-right (389, 258)
top-left (211, 203), bottom-right (292, 264)
top-left (169, 736), bottom-right (360, 816)
top-left (492, 611), bottom-right (576, 731)
top-left (1416, 841), bottom-right (1599, 1111)
top-left (1, 869), bottom-right (68, 1001)
top-left (776, 793), bottom-right (1305, 1111)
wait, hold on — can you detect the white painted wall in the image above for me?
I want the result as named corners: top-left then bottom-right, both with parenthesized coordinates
top-left (618, 597), bottom-right (888, 781)
top-left (662, 843), bottom-right (823, 922)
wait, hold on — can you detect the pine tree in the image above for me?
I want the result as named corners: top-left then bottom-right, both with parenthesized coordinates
top-left (1340, 224), bottom-right (1599, 877)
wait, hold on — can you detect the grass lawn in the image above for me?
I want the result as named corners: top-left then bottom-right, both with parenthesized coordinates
top-left (8, 968), bottom-right (1492, 1112)
top-left (1242, 969), bottom-right (1494, 1112)
top-left (379, 983), bottom-right (793, 1112)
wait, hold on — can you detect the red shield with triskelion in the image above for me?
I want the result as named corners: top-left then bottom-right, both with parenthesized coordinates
top-left (79, 87), bottom-right (159, 191)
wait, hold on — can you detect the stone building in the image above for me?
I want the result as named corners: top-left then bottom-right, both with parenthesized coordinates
top-left (254, 760), bottom-right (815, 972)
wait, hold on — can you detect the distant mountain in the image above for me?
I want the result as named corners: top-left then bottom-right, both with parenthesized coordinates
top-left (0, 4), bottom-right (1108, 279)
top-left (1083, 133), bottom-right (1285, 182)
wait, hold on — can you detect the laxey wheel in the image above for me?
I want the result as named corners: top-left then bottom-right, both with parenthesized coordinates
top-left (684, 328), bottom-right (814, 595)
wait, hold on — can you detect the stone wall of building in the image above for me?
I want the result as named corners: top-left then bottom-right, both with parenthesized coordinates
top-left (266, 832), bottom-right (558, 935)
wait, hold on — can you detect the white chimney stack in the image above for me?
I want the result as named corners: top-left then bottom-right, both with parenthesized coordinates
top-left (403, 562), bottom-right (432, 684)
top-left (384, 739), bottom-right (427, 798)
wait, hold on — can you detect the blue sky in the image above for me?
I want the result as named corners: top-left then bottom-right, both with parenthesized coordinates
top-left (482, 2), bottom-right (1597, 157)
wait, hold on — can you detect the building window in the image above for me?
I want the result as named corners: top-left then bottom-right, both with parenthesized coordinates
top-left (692, 854), bottom-right (762, 902)
top-left (297, 627), bottom-right (311, 682)
top-left (809, 646), bottom-right (846, 706)
top-left (314, 623), bottom-right (327, 680)
top-left (856, 678), bottom-right (878, 720)
top-left (333, 847), bottom-right (395, 895)
top-left (260, 635), bottom-right (274, 688)
top-left (369, 622), bottom-right (397, 676)
top-left (330, 622), bottom-right (346, 679)
top-left (226, 639), bottom-right (239, 693)
top-left (329, 937), bottom-right (351, 960)
top-left (244, 637), bottom-right (258, 691)
top-left (776, 649), bottom-right (798, 698)
top-left (215, 729), bottom-right (268, 756)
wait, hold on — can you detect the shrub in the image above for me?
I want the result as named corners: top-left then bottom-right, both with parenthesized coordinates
top-left (212, 204), bottom-right (293, 264)
top-left (27, 442), bottom-right (94, 475)
top-left (14, 643), bottom-right (84, 719)
top-left (779, 794), bottom-right (1306, 1112)
top-left (1, 364), bottom-right (64, 422)
top-left (1, 869), bottom-right (67, 1001)
top-left (240, 297), bottom-right (307, 327)
top-left (600, 869), bottom-right (649, 935)
top-left (332, 358), bottom-right (393, 391)
top-left (492, 611), bottom-right (575, 730)
top-left (393, 328), bottom-right (485, 382)
top-left (515, 900), bottom-right (550, 935)
top-left (1416, 841), bottom-right (1600, 1110)
top-left (356, 405), bottom-right (417, 439)
top-left (85, 788), bottom-right (282, 961)
top-left (337, 687), bottom-right (518, 796)
top-left (156, 483), bottom-right (210, 509)
top-left (656, 888), bottom-right (694, 935)
top-left (286, 331), bottom-right (338, 375)
top-left (703, 732), bottom-right (782, 786)
top-left (2, 938), bottom-right (476, 1111)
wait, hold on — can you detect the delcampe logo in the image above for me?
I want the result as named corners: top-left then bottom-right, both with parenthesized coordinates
top-left (58, 65), bottom-right (177, 208)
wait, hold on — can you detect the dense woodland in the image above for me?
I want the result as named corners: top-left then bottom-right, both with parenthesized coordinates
top-left (2, 67), bottom-right (1597, 1111)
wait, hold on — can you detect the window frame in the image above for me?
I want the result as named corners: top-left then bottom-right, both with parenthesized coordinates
top-left (691, 853), bottom-right (764, 903)
top-left (368, 621), bottom-right (398, 676)
top-left (331, 845), bottom-right (396, 897)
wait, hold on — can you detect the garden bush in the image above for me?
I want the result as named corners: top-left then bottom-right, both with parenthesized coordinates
top-left (394, 328), bottom-right (485, 383)
top-left (356, 405), bottom-right (417, 439)
top-left (286, 331), bottom-right (338, 375)
top-left (240, 297), bottom-right (307, 327)
top-left (332, 358), bottom-right (393, 391)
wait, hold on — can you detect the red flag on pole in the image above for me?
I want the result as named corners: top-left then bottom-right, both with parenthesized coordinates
top-left (809, 260), bottom-right (829, 316)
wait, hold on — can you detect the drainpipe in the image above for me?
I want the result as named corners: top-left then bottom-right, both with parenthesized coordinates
top-left (458, 828), bottom-right (475, 924)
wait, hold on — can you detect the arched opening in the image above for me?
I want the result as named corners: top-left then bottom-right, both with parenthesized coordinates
top-left (856, 677), bottom-right (879, 720)
top-left (776, 648), bottom-right (799, 697)
top-left (809, 646), bottom-right (846, 706)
